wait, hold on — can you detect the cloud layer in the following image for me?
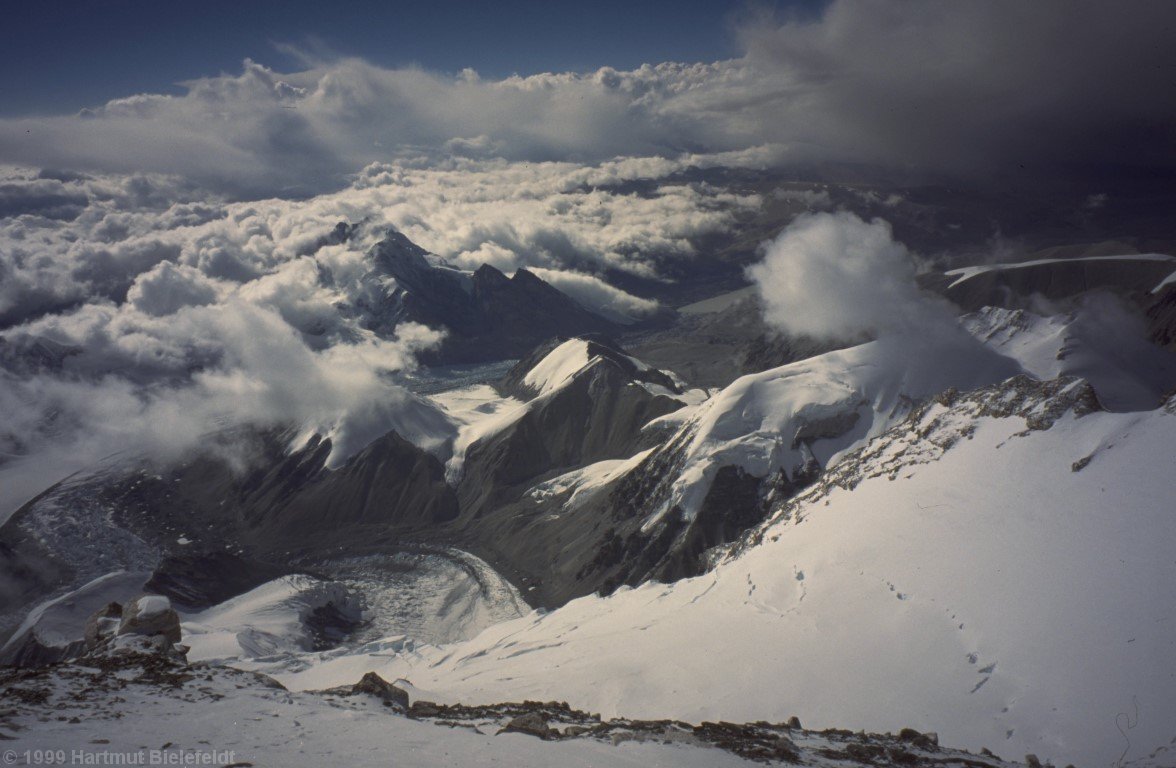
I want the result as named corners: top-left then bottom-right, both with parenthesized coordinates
top-left (3, 0), bottom-right (1174, 512)
top-left (2, 1), bottom-right (1172, 195)
top-left (0, 153), bottom-right (756, 511)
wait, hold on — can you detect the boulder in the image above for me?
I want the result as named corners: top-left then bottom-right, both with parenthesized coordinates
top-left (499, 712), bottom-right (552, 739)
top-left (351, 671), bottom-right (409, 709)
top-left (84, 602), bottom-right (123, 650)
top-left (116, 596), bottom-right (181, 645)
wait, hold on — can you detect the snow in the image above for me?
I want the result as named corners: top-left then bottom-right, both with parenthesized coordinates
top-left (429, 384), bottom-right (525, 483)
top-left (315, 549), bottom-right (528, 646)
top-left (134, 595), bottom-right (171, 618)
top-left (181, 549), bottom-right (528, 663)
top-left (181, 575), bottom-right (362, 662)
top-left (526, 449), bottom-right (655, 510)
top-left (0, 571), bottom-right (149, 657)
top-left (1, 665), bottom-right (778, 768)
top-left (963, 306), bottom-right (1176, 411)
top-left (1154, 268), bottom-right (1176, 293)
top-left (257, 394), bottom-right (1176, 767)
top-left (653, 331), bottom-right (1020, 523)
top-left (521, 339), bottom-right (591, 396)
top-left (943, 252), bottom-right (1176, 289)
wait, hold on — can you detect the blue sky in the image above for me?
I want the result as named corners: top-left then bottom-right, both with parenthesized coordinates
top-left (0, 0), bottom-right (825, 116)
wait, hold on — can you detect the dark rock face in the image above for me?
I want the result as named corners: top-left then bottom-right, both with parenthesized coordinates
top-left (144, 553), bottom-right (290, 611)
top-left (105, 428), bottom-right (459, 558)
top-left (457, 350), bottom-right (685, 518)
top-left (1146, 284), bottom-right (1176, 350)
top-left (455, 419), bottom-right (801, 608)
top-left (361, 230), bottom-right (618, 365)
top-left (0, 631), bottom-right (86, 668)
top-left (500, 712), bottom-right (553, 739)
top-left (0, 533), bottom-right (72, 625)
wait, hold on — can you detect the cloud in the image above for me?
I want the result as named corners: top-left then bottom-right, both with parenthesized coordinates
top-left (0, 297), bottom-right (450, 514)
top-left (526, 267), bottom-right (659, 323)
top-left (747, 212), bottom-right (957, 341)
top-left (0, 152), bottom-right (753, 512)
top-left (125, 261), bottom-right (222, 316)
top-left (1, 2), bottom-right (1171, 197)
top-left (3, 0), bottom-right (1174, 513)
top-left (738, 0), bottom-right (1176, 182)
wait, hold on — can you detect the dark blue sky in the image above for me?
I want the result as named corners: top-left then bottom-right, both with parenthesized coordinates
top-left (0, 0), bottom-right (824, 116)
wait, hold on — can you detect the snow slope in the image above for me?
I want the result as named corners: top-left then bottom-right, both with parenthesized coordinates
top-left (963, 305), bottom-right (1176, 411)
top-left (428, 383), bottom-right (526, 483)
top-left (261, 385), bottom-right (1176, 767)
top-left (651, 332), bottom-right (1020, 523)
top-left (0, 571), bottom-right (150, 663)
top-left (1, 645), bottom-right (1029, 768)
top-left (0, 654), bottom-right (766, 768)
top-left (182, 575), bottom-right (362, 662)
top-left (521, 339), bottom-right (593, 396)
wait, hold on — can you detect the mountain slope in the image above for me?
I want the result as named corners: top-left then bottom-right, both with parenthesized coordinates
top-left (360, 230), bottom-right (620, 364)
top-left (963, 304), bottom-right (1176, 410)
top-left (267, 381), bottom-right (1176, 767)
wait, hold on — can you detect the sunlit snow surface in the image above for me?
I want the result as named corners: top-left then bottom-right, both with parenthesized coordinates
top-left (242, 394), bottom-right (1176, 767)
top-left (182, 549), bottom-right (528, 664)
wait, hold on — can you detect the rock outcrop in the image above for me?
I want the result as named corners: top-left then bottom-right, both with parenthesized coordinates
top-left (117, 595), bottom-right (181, 645)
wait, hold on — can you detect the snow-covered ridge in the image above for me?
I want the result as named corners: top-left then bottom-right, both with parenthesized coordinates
top-left (434, 337), bottom-right (701, 484)
top-left (1, 645), bottom-right (1023, 768)
top-left (643, 331), bottom-right (1020, 524)
top-left (944, 253), bottom-right (1176, 289)
top-left (962, 305), bottom-right (1176, 411)
top-left (263, 379), bottom-right (1176, 767)
top-left (521, 339), bottom-right (593, 396)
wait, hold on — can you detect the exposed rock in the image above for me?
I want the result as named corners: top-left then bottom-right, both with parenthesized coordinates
top-left (350, 672), bottom-right (409, 710)
top-left (361, 229), bottom-right (618, 365)
top-left (409, 701), bottom-right (442, 718)
top-left (1146, 284), bottom-right (1176, 350)
top-left (845, 742), bottom-right (886, 760)
top-left (773, 734), bottom-right (800, 761)
top-left (99, 426), bottom-right (459, 560)
top-left (145, 553), bottom-right (289, 611)
top-left (499, 712), bottom-right (553, 739)
top-left (457, 339), bottom-right (684, 517)
top-left (83, 602), bottom-right (122, 649)
top-left (117, 595), bottom-right (181, 645)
